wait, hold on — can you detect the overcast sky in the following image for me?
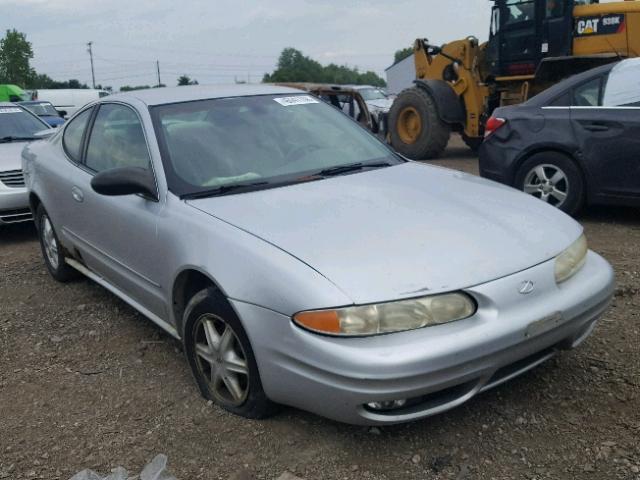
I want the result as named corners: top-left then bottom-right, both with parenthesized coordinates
top-left (2, 0), bottom-right (492, 89)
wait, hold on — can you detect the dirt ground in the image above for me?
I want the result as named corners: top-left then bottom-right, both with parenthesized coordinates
top-left (1, 136), bottom-right (639, 480)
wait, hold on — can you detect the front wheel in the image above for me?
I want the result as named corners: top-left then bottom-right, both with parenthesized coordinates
top-left (514, 152), bottom-right (584, 215)
top-left (183, 288), bottom-right (276, 419)
top-left (36, 205), bottom-right (79, 282)
top-left (388, 87), bottom-right (450, 160)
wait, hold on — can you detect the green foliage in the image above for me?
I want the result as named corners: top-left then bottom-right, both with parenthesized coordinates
top-left (0, 29), bottom-right (34, 87)
top-left (28, 73), bottom-right (90, 89)
top-left (177, 75), bottom-right (198, 86)
top-left (393, 47), bottom-right (414, 65)
top-left (119, 84), bottom-right (164, 91)
top-left (120, 85), bottom-right (151, 91)
top-left (263, 48), bottom-right (386, 87)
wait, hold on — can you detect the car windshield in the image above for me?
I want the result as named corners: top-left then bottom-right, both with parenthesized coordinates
top-left (359, 88), bottom-right (387, 101)
top-left (0, 106), bottom-right (48, 140)
top-left (23, 102), bottom-right (59, 116)
top-left (152, 94), bottom-right (401, 197)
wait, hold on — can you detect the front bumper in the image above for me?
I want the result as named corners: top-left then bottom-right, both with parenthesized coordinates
top-left (0, 185), bottom-right (31, 225)
top-left (234, 251), bottom-right (614, 425)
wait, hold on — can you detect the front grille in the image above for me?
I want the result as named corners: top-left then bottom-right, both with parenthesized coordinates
top-left (0, 207), bottom-right (32, 224)
top-left (0, 169), bottom-right (25, 188)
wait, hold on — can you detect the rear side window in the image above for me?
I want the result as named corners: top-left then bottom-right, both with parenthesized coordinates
top-left (549, 92), bottom-right (571, 107)
top-left (62, 108), bottom-right (93, 162)
top-left (603, 60), bottom-right (640, 107)
top-left (572, 77), bottom-right (602, 107)
top-left (85, 104), bottom-right (151, 173)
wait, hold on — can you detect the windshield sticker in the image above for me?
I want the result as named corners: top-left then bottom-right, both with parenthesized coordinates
top-left (274, 95), bottom-right (320, 107)
top-left (0, 108), bottom-right (23, 114)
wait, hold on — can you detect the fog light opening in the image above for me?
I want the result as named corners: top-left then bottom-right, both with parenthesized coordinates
top-left (366, 399), bottom-right (407, 411)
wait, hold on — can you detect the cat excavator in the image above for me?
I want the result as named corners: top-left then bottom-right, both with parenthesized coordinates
top-left (388, 0), bottom-right (640, 159)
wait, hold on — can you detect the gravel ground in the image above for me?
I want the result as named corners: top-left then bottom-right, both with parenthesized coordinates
top-left (1, 136), bottom-right (639, 480)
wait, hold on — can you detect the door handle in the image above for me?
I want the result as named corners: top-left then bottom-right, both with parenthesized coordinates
top-left (582, 123), bottom-right (610, 132)
top-left (71, 186), bottom-right (84, 203)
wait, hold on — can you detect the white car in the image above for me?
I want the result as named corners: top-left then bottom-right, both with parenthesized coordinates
top-left (31, 88), bottom-right (110, 118)
top-left (0, 103), bottom-right (50, 225)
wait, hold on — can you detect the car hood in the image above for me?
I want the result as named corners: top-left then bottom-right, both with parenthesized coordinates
top-left (188, 162), bottom-right (582, 305)
top-left (0, 141), bottom-right (29, 171)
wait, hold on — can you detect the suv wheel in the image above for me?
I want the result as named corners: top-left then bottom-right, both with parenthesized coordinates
top-left (183, 288), bottom-right (276, 419)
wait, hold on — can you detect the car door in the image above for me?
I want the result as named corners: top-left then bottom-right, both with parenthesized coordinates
top-left (47, 106), bottom-right (95, 243)
top-left (70, 102), bottom-right (168, 319)
top-left (570, 62), bottom-right (640, 200)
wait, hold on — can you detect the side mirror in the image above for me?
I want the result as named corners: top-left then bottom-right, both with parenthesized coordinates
top-left (58, 110), bottom-right (67, 118)
top-left (91, 167), bottom-right (158, 201)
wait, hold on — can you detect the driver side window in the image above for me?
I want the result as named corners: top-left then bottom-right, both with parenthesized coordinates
top-left (85, 104), bottom-right (151, 173)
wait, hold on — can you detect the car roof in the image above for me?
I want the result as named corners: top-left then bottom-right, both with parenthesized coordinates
top-left (108, 84), bottom-right (304, 106)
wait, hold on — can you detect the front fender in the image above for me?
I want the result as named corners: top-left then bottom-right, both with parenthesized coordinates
top-left (414, 79), bottom-right (465, 126)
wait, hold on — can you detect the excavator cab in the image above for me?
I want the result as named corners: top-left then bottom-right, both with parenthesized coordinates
top-left (487, 0), bottom-right (580, 77)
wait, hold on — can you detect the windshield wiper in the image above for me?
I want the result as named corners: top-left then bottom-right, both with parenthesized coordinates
top-left (182, 181), bottom-right (270, 200)
top-left (0, 135), bottom-right (38, 143)
top-left (316, 161), bottom-right (393, 177)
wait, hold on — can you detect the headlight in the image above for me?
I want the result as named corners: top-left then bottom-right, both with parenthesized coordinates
top-left (555, 233), bottom-right (588, 284)
top-left (293, 292), bottom-right (476, 336)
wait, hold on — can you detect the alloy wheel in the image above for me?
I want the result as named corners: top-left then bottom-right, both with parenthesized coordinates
top-left (193, 314), bottom-right (250, 407)
top-left (41, 215), bottom-right (59, 270)
top-left (523, 164), bottom-right (569, 208)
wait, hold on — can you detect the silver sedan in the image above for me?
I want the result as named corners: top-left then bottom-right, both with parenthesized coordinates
top-left (22, 85), bottom-right (614, 425)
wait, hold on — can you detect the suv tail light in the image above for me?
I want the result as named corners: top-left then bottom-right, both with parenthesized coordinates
top-left (484, 117), bottom-right (506, 138)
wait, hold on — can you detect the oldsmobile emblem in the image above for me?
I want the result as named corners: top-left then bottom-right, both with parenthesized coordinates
top-left (518, 280), bottom-right (535, 295)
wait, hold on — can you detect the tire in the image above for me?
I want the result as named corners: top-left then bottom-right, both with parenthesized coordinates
top-left (514, 152), bottom-right (585, 216)
top-left (36, 205), bottom-right (79, 282)
top-left (183, 288), bottom-right (276, 419)
top-left (388, 86), bottom-right (450, 160)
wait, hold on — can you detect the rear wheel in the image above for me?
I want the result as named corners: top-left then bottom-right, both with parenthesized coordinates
top-left (183, 288), bottom-right (276, 419)
top-left (389, 87), bottom-right (450, 160)
top-left (514, 152), bottom-right (584, 215)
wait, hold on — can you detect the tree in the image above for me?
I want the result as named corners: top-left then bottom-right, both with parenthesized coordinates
top-left (27, 73), bottom-right (90, 90)
top-left (0, 29), bottom-right (35, 87)
top-left (177, 75), bottom-right (198, 86)
top-left (393, 47), bottom-right (414, 65)
top-left (263, 48), bottom-right (386, 87)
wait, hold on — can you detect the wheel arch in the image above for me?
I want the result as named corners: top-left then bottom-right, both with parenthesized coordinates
top-left (28, 192), bottom-right (42, 218)
top-left (171, 267), bottom-right (231, 339)
top-left (513, 146), bottom-right (592, 202)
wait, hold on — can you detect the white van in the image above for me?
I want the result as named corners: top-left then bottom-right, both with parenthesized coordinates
top-left (31, 89), bottom-right (110, 118)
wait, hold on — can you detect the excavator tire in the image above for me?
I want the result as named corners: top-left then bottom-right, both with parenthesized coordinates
top-left (389, 86), bottom-right (450, 160)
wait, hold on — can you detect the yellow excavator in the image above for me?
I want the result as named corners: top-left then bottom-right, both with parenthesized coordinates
top-left (388, 0), bottom-right (640, 159)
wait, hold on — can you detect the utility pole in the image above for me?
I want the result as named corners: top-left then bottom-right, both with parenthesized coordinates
top-left (87, 41), bottom-right (96, 89)
top-left (156, 60), bottom-right (161, 87)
